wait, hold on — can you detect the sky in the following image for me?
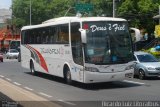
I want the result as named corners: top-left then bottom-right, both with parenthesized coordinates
top-left (0, 0), bottom-right (12, 9)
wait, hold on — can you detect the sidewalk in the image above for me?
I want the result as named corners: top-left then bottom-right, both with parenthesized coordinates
top-left (0, 78), bottom-right (62, 107)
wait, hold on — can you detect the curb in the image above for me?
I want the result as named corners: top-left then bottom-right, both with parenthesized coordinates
top-left (0, 78), bottom-right (62, 107)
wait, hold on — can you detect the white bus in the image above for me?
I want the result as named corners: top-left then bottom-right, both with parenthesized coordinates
top-left (21, 17), bottom-right (134, 84)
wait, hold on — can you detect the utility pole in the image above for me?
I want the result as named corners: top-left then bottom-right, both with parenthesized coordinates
top-left (113, 0), bottom-right (115, 17)
top-left (11, 0), bottom-right (13, 40)
top-left (30, 0), bottom-right (32, 25)
top-left (159, 5), bottom-right (160, 24)
top-left (76, 0), bottom-right (80, 16)
top-left (11, 0), bottom-right (13, 25)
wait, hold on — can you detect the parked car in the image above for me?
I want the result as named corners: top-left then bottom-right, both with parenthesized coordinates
top-left (134, 51), bottom-right (160, 79)
top-left (0, 52), bottom-right (3, 62)
top-left (6, 49), bottom-right (19, 59)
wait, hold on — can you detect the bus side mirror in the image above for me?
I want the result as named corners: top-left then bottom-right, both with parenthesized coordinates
top-left (79, 29), bottom-right (87, 44)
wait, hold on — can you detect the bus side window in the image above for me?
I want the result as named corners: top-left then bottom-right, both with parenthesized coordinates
top-left (29, 30), bottom-right (32, 44)
top-left (21, 31), bottom-right (26, 44)
top-left (71, 22), bottom-right (83, 65)
top-left (25, 31), bottom-right (29, 44)
top-left (59, 32), bottom-right (68, 43)
top-left (54, 27), bottom-right (60, 43)
top-left (45, 27), bottom-right (50, 44)
top-left (49, 35), bottom-right (54, 44)
top-left (42, 30), bottom-right (46, 44)
top-left (57, 24), bottom-right (69, 44)
top-left (53, 27), bottom-right (58, 43)
top-left (36, 35), bottom-right (40, 44)
top-left (49, 26), bottom-right (56, 44)
top-left (36, 29), bottom-right (41, 44)
top-left (46, 36), bottom-right (49, 44)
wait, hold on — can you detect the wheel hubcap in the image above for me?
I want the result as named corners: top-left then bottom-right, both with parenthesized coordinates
top-left (139, 71), bottom-right (144, 79)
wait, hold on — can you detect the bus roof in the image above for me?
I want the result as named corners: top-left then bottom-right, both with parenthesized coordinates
top-left (21, 16), bottom-right (127, 30)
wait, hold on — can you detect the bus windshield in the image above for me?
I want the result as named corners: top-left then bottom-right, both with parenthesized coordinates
top-left (83, 21), bottom-right (133, 64)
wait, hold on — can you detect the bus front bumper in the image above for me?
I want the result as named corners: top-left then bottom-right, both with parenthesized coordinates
top-left (83, 69), bottom-right (134, 83)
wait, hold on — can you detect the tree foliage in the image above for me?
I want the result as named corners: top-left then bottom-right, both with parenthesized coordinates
top-left (12, 0), bottom-right (160, 34)
top-left (117, 0), bottom-right (160, 34)
top-left (12, 0), bottom-right (116, 27)
top-left (12, 0), bottom-right (75, 26)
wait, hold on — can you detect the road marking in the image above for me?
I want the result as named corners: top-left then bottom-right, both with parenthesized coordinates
top-left (24, 87), bottom-right (33, 91)
top-left (13, 82), bottom-right (21, 86)
top-left (58, 99), bottom-right (76, 106)
top-left (0, 75), bottom-right (4, 78)
top-left (39, 92), bottom-right (52, 98)
top-left (123, 80), bottom-right (145, 85)
top-left (6, 78), bottom-right (11, 81)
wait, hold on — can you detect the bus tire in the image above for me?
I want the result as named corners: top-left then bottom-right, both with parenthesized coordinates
top-left (30, 61), bottom-right (35, 75)
top-left (64, 66), bottom-right (72, 85)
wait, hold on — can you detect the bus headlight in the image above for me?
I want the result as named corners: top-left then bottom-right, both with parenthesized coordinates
top-left (85, 67), bottom-right (99, 72)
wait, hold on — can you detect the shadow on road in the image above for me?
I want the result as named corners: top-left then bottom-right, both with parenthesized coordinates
top-left (25, 72), bottom-right (142, 90)
top-left (144, 77), bottom-right (160, 80)
top-left (72, 81), bottom-right (142, 90)
top-left (134, 76), bottom-right (160, 81)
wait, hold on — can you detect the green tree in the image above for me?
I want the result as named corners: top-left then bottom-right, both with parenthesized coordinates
top-left (117, 0), bottom-right (160, 34)
top-left (13, 0), bottom-right (120, 28)
top-left (12, 0), bottom-right (75, 27)
top-left (12, 0), bottom-right (160, 35)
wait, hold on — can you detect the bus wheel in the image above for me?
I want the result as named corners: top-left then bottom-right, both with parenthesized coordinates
top-left (30, 61), bottom-right (35, 75)
top-left (64, 68), bottom-right (72, 85)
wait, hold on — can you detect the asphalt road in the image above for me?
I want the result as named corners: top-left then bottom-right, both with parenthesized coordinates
top-left (0, 59), bottom-right (160, 107)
